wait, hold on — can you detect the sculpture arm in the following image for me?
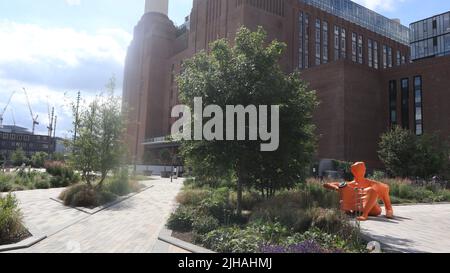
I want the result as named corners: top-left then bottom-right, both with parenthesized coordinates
top-left (323, 182), bottom-right (340, 191)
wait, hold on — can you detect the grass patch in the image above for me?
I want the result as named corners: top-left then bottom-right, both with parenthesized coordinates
top-left (384, 178), bottom-right (450, 204)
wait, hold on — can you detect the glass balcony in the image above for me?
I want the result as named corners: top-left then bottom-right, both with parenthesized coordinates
top-left (299, 0), bottom-right (410, 45)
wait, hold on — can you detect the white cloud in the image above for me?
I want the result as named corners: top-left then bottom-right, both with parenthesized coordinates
top-left (0, 20), bottom-right (129, 137)
top-left (353, 0), bottom-right (407, 12)
top-left (65, 0), bottom-right (81, 6)
top-left (0, 20), bottom-right (131, 67)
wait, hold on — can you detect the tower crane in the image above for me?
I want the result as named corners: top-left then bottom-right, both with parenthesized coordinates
top-left (22, 88), bottom-right (39, 134)
top-left (47, 98), bottom-right (55, 138)
top-left (53, 115), bottom-right (58, 138)
top-left (0, 91), bottom-right (15, 128)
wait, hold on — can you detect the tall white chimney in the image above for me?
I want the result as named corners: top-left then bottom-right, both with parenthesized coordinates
top-left (145, 0), bottom-right (169, 16)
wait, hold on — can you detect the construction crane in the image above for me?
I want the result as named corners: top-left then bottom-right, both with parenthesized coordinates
top-left (53, 115), bottom-right (58, 138)
top-left (0, 91), bottom-right (15, 128)
top-left (47, 98), bottom-right (55, 138)
top-left (23, 88), bottom-right (39, 134)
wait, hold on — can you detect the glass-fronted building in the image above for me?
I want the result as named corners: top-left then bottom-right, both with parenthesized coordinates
top-left (299, 0), bottom-right (410, 45)
top-left (410, 11), bottom-right (450, 60)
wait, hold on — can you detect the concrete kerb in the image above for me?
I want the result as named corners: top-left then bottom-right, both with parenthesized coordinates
top-left (0, 235), bottom-right (47, 253)
top-left (157, 227), bottom-right (215, 253)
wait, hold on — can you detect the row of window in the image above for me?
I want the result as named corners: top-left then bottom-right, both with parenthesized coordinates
top-left (0, 133), bottom-right (51, 142)
top-left (411, 34), bottom-right (450, 60)
top-left (388, 76), bottom-right (423, 136)
top-left (298, 12), bottom-right (407, 70)
top-left (0, 141), bottom-right (51, 150)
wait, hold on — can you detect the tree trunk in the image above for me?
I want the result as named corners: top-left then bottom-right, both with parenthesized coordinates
top-left (237, 175), bottom-right (243, 216)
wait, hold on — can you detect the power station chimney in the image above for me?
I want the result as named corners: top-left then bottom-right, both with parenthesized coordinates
top-left (145, 0), bottom-right (169, 16)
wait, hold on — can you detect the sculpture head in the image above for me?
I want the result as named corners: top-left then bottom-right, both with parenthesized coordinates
top-left (351, 162), bottom-right (366, 181)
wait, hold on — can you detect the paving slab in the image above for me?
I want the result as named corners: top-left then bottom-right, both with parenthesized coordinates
top-left (6, 177), bottom-right (184, 253)
top-left (360, 204), bottom-right (450, 253)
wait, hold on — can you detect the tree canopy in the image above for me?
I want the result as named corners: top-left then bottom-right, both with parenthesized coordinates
top-left (177, 27), bottom-right (318, 213)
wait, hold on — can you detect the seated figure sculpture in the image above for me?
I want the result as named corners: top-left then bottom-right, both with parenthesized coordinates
top-left (323, 162), bottom-right (394, 221)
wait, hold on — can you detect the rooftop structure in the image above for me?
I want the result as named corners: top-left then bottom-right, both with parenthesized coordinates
top-left (410, 11), bottom-right (450, 60)
top-left (300, 0), bottom-right (410, 45)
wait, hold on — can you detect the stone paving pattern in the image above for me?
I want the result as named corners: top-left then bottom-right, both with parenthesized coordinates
top-left (360, 204), bottom-right (450, 253)
top-left (8, 177), bottom-right (184, 253)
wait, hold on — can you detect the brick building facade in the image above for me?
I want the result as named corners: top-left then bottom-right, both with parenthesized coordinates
top-left (122, 0), bottom-right (450, 168)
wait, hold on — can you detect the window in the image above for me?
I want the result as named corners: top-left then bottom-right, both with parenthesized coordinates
top-left (334, 26), bottom-right (340, 61)
top-left (401, 78), bottom-right (410, 129)
top-left (374, 41), bottom-right (379, 69)
top-left (357, 35), bottom-right (363, 64)
top-left (368, 39), bottom-right (373, 67)
top-left (315, 19), bottom-right (321, 65)
top-left (323, 21), bottom-right (328, 63)
top-left (389, 80), bottom-right (397, 126)
top-left (305, 14), bottom-right (309, 68)
top-left (401, 55), bottom-right (406, 65)
top-left (387, 47), bottom-right (393, 68)
top-left (298, 12), bottom-right (304, 69)
top-left (352, 33), bottom-right (357, 62)
top-left (341, 28), bottom-right (346, 59)
top-left (298, 12), bottom-right (310, 69)
top-left (414, 76), bottom-right (423, 135)
top-left (382, 45), bottom-right (387, 69)
top-left (396, 50), bottom-right (401, 66)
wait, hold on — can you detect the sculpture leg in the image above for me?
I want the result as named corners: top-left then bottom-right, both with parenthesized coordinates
top-left (369, 204), bottom-right (382, 216)
top-left (373, 183), bottom-right (394, 218)
top-left (357, 188), bottom-right (379, 221)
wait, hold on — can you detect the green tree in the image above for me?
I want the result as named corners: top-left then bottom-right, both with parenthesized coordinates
top-left (31, 152), bottom-right (48, 168)
top-left (378, 126), bottom-right (450, 179)
top-left (378, 126), bottom-right (417, 177)
top-left (178, 27), bottom-right (318, 214)
top-left (414, 133), bottom-right (450, 179)
top-left (11, 148), bottom-right (28, 167)
top-left (70, 78), bottom-right (126, 187)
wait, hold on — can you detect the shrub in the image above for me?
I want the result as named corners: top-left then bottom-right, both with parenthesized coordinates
top-left (230, 191), bottom-right (263, 211)
top-left (11, 148), bottom-right (28, 167)
top-left (193, 215), bottom-right (219, 235)
top-left (309, 208), bottom-right (353, 235)
top-left (167, 206), bottom-right (197, 232)
top-left (0, 194), bottom-right (27, 244)
top-left (198, 187), bottom-right (232, 222)
top-left (34, 173), bottom-right (52, 189)
top-left (200, 222), bottom-right (289, 253)
top-left (261, 228), bottom-right (362, 253)
top-left (176, 188), bottom-right (211, 206)
top-left (250, 187), bottom-right (341, 233)
top-left (45, 161), bottom-right (80, 187)
top-left (59, 184), bottom-right (116, 208)
top-left (0, 173), bottom-right (14, 192)
top-left (31, 152), bottom-right (48, 168)
top-left (104, 169), bottom-right (132, 196)
top-left (379, 127), bottom-right (450, 179)
top-left (385, 178), bottom-right (450, 203)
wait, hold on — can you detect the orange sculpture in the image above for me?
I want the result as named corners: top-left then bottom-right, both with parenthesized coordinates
top-left (323, 162), bottom-right (394, 221)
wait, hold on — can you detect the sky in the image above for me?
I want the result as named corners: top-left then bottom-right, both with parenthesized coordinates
top-left (0, 0), bottom-right (449, 138)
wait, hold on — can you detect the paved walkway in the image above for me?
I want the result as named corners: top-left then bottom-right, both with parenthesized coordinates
top-left (7, 177), bottom-right (186, 253)
top-left (360, 204), bottom-right (450, 253)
